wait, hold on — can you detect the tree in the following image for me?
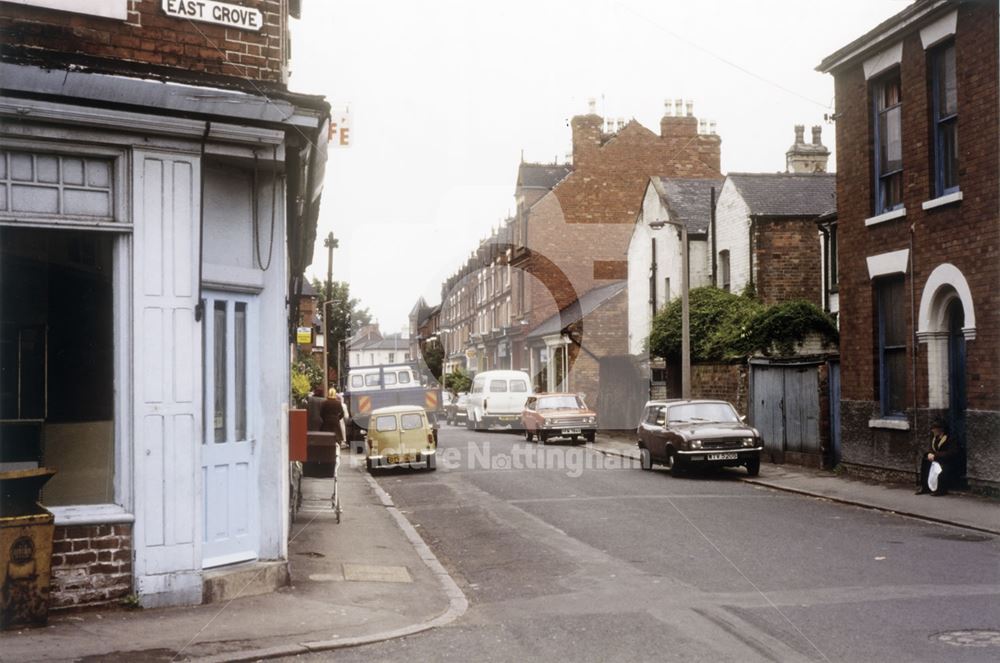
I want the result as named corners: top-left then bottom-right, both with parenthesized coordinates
top-left (313, 279), bottom-right (372, 382)
top-left (422, 339), bottom-right (444, 381)
top-left (443, 368), bottom-right (472, 395)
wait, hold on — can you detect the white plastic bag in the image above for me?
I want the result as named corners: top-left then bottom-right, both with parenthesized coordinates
top-left (927, 461), bottom-right (942, 493)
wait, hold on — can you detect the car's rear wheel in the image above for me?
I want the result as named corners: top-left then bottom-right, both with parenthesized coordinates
top-left (745, 457), bottom-right (760, 477)
top-left (639, 447), bottom-right (652, 470)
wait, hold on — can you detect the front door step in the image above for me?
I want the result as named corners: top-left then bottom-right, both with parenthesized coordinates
top-left (202, 560), bottom-right (289, 604)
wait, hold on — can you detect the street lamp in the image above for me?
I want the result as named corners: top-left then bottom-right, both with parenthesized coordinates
top-left (648, 218), bottom-right (690, 399)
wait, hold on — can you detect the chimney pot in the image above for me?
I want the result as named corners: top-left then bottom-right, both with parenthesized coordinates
top-left (685, 100), bottom-right (694, 117)
top-left (664, 99), bottom-right (673, 116)
top-left (587, 98), bottom-right (597, 114)
top-left (794, 124), bottom-right (805, 144)
top-left (674, 98), bottom-right (684, 116)
top-left (709, 120), bottom-right (717, 135)
top-left (811, 125), bottom-right (823, 145)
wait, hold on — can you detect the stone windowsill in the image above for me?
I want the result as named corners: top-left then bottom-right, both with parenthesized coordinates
top-left (864, 207), bottom-right (907, 227)
top-left (868, 418), bottom-right (911, 431)
top-left (49, 504), bottom-right (135, 526)
top-left (921, 190), bottom-right (963, 211)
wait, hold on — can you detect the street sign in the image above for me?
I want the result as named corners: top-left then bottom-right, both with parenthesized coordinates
top-left (161, 0), bottom-right (263, 32)
top-left (296, 327), bottom-right (312, 345)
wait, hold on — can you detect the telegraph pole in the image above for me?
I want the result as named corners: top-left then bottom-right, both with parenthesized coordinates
top-left (322, 232), bottom-right (338, 393)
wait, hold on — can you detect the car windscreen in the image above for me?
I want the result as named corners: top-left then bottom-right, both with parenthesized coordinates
top-left (667, 402), bottom-right (739, 423)
top-left (400, 413), bottom-right (424, 430)
top-left (537, 396), bottom-right (582, 410)
top-left (510, 379), bottom-right (528, 392)
top-left (364, 374), bottom-right (380, 387)
top-left (374, 415), bottom-right (397, 432)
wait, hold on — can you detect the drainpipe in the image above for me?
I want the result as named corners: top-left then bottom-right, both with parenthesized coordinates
top-left (909, 222), bottom-right (919, 456)
top-left (194, 121), bottom-right (211, 322)
top-left (710, 186), bottom-right (717, 285)
top-left (650, 236), bottom-right (657, 319)
top-left (747, 216), bottom-right (756, 295)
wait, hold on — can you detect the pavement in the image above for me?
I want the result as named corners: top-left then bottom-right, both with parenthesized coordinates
top-left (588, 433), bottom-right (1000, 536)
top-left (1, 436), bottom-right (995, 662)
top-left (0, 460), bottom-right (467, 662)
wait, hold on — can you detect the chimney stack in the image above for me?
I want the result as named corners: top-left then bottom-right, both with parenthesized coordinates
top-left (786, 124), bottom-right (830, 173)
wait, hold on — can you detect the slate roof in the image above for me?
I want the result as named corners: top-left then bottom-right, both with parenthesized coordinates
top-left (517, 163), bottom-right (572, 190)
top-left (527, 281), bottom-right (627, 340)
top-left (653, 177), bottom-right (725, 235)
top-left (727, 173), bottom-right (836, 217)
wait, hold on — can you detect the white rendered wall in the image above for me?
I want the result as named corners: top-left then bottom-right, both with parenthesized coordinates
top-left (712, 178), bottom-right (752, 293)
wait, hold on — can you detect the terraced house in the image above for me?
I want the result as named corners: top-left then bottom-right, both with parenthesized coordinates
top-left (818, 0), bottom-right (999, 494)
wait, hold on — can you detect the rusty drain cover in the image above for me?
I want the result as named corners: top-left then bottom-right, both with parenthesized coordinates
top-left (934, 630), bottom-right (1000, 648)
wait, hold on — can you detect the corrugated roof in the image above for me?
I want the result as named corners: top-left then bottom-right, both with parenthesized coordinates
top-left (727, 173), bottom-right (836, 217)
top-left (654, 177), bottom-right (725, 234)
top-left (527, 281), bottom-right (626, 340)
top-left (517, 163), bottom-right (572, 190)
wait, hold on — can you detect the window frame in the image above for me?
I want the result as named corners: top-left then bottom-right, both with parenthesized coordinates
top-left (872, 69), bottom-right (904, 215)
top-left (0, 138), bottom-right (131, 519)
top-left (930, 41), bottom-right (959, 197)
top-left (876, 276), bottom-right (907, 418)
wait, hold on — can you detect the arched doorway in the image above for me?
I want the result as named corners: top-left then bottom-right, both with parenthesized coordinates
top-left (946, 298), bottom-right (967, 480)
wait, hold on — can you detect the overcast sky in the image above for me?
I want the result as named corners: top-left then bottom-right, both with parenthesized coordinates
top-left (290, 0), bottom-right (908, 333)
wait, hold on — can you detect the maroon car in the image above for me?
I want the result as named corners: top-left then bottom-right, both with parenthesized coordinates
top-left (521, 393), bottom-right (597, 444)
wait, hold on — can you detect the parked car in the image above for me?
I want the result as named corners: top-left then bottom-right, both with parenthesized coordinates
top-left (365, 405), bottom-right (437, 471)
top-left (521, 393), bottom-right (596, 443)
top-left (636, 400), bottom-right (762, 476)
top-left (445, 392), bottom-right (469, 425)
top-left (465, 370), bottom-right (533, 430)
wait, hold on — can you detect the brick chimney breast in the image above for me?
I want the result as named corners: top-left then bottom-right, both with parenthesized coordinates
top-left (571, 113), bottom-right (604, 169)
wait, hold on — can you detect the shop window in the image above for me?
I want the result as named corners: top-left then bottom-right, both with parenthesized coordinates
top-left (0, 226), bottom-right (115, 505)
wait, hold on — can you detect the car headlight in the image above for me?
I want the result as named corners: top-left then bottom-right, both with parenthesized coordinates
top-left (742, 437), bottom-right (756, 447)
top-left (690, 439), bottom-right (702, 449)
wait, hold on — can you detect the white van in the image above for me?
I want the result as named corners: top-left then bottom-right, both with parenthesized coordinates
top-left (465, 370), bottom-right (533, 430)
top-left (347, 365), bottom-right (418, 392)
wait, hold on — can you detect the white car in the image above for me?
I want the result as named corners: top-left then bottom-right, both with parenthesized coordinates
top-left (465, 370), bottom-right (533, 430)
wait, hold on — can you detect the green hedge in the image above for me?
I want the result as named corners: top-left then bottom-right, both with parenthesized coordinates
top-left (648, 288), bottom-right (838, 361)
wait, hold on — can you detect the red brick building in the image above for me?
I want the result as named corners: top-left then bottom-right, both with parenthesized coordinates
top-left (509, 105), bottom-right (723, 410)
top-left (818, 0), bottom-right (999, 493)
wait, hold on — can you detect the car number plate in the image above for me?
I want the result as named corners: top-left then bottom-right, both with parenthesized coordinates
top-left (562, 428), bottom-right (582, 435)
top-left (707, 452), bottom-right (738, 461)
top-left (386, 454), bottom-right (398, 464)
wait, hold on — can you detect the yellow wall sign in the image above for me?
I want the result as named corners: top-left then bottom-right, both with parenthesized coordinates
top-left (296, 327), bottom-right (313, 345)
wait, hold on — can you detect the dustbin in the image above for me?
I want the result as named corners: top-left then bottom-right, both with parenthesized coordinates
top-left (1, 468), bottom-right (56, 630)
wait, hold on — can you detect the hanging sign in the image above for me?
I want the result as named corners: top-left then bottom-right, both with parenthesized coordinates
top-left (162, 0), bottom-right (263, 32)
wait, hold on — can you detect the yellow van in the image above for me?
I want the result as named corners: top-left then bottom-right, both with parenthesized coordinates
top-left (365, 405), bottom-right (437, 471)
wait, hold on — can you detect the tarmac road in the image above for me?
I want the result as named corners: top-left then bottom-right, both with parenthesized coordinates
top-left (280, 425), bottom-right (1000, 662)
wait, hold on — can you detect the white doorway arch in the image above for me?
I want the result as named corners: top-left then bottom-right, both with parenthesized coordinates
top-left (916, 264), bottom-right (975, 409)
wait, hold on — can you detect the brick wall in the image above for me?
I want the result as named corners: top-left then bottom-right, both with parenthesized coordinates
top-left (0, 0), bottom-right (287, 86)
top-left (753, 216), bottom-right (822, 306)
top-left (525, 114), bottom-right (722, 330)
top-left (690, 362), bottom-right (749, 416)
top-left (50, 523), bottom-right (133, 610)
top-left (830, 2), bottom-right (999, 489)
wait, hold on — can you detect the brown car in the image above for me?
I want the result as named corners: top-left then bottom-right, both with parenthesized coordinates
top-left (521, 393), bottom-right (597, 443)
top-left (636, 399), bottom-right (762, 476)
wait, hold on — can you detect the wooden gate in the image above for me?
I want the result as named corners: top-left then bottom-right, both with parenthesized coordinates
top-left (750, 361), bottom-right (821, 463)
